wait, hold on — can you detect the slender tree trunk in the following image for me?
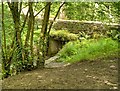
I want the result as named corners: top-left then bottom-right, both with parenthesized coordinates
top-left (37, 2), bottom-right (51, 68)
top-left (2, 1), bottom-right (9, 78)
top-left (2, 2), bottom-right (6, 52)
top-left (29, 2), bottom-right (35, 67)
top-left (24, 6), bottom-right (31, 61)
top-left (23, 2), bottom-right (35, 70)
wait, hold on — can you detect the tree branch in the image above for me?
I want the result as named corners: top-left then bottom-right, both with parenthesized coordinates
top-left (19, 2), bottom-right (22, 14)
top-left (20, 9), bottom-right (29, 33)
top-left (2, 1), bottom-right (6, 53)
top-left (7, 0), bottom-right (14, 11)
top-left (48, 2), bottom-right (65, 34)
top-left (34, 3), bottom-right (52, 18)
top-left (45, 2), bottom-right (65, 55)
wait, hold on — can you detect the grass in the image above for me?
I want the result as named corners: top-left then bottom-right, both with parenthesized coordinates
top-left (57, 38), bottom-right (119, 63)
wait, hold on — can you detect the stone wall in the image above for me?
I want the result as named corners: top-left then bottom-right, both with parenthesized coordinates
top-left (53, 19), bottom-right (119, 34)
top-left (36, 18), bottom-right (119, 33)
top-left (47, 38), bottom-right (65, 56)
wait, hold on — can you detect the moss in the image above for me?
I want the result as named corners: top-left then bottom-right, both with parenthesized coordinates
top-left (50, 30), bottom-right (78, 41)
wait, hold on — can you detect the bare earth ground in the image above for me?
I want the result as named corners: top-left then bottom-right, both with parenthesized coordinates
top-left (2, 57), bottom-right (118, 89)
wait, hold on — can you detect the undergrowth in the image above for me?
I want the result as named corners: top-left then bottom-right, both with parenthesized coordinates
top-left (57, 38), bottom-right (119, 63)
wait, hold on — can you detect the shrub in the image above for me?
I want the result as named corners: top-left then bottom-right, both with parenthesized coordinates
top-left (107, 29), bottom-right (120, 41)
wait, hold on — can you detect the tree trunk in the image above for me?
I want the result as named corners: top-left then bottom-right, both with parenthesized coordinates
top-left (2, 2), bottom-right (10, 78)
top-left (23, 2), bottom-right (35, 70)
top-left (13, 3), bottom-right (22, 62)
top-left (24, 4), bottom-right (31, 61)
top-left (37, 2), bottom-right (51, 68)
top-left (29, 2), bottom-right (35, 67)
top-left (7, 2), bottom-right (22, 73)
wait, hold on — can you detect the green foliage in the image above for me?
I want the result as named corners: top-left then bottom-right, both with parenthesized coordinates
top-left (112, 2), bottom-right (120, 16)
top-left (50, 30), bottom-right (78, 41)
top-left (107, 29), bottom-right (120, 41)
top-left (78, 31), bottom-right (90, 40)
top-left (50, 2), bottom-right (60, 17)
top-left (1, 3), bottom-right (14, 45)
top-left (57, 38), bottom-right (119, 62)
top-left (64, 2), bottom-right (119, 23)
top-left (10, 46), bottom-right (34, 75)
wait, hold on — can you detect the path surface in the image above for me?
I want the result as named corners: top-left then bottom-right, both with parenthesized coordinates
top-left (2, 57), bottom-right (118, 89)
top-left (45, 55), bottom-right (71, 68)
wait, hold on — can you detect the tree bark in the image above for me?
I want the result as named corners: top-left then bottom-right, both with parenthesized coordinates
top-left (7, 2), bottom-right (22, 73)
top-left (29, 2), bottom-right (35, 66)
top-left (37, 2), bottom-right (51, 68)
top-left (24, 4), bottom-right (31, 61)
top-left (23, 2), bottom-right (35, 70)
top-left (2, 1), bottom-right (9, 78)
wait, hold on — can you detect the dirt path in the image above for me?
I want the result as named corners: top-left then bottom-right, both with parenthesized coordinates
top-left (2, 57), bottom-right (118, 89)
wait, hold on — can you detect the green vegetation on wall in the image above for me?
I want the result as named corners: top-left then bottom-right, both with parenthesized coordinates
top-left (50, 30), bottom-right (78, 41)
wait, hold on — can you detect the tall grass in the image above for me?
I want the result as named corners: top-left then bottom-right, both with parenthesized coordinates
top-left (57, 38), bottom-right (119, 63)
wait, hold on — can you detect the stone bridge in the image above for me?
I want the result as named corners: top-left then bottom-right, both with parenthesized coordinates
top-left (36, 18), bottom-right (120, 56)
